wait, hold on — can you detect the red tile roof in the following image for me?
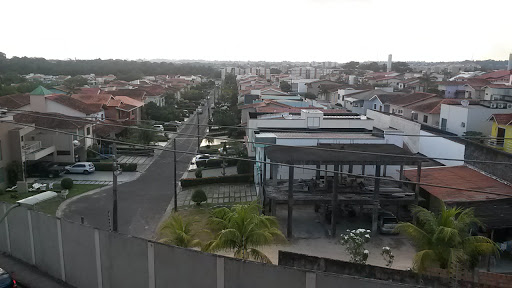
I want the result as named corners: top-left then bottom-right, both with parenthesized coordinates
top-left (13, 112), bottom-right (93, 129)
top-left (45, 95), bottom-right (103, 115)
top-left (377, 92), bottom-right (438, 106)
top-left (106, 89), bottom-right (146, 102)
top-left (115, 96), bottom-right (144, 108)
top-left (429, 99), bottom-right (480, 114)
top-left (475, 70), bottom-right (512, 80)
top-left (78, 88), bottom-right (101, 95)
top-left (0, 93), bottom-right (31, 109)
top-left (489, 113), bottom-right (512, 126)
top-left (134, 85), bottom-right (166, 96)
top-left (404, 166), bottom-right (512, 203)
top-left (71, 94), bottom-right (113, 105)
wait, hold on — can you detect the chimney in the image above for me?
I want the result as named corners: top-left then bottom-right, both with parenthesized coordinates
top-left (508, 53), bottom-right (512, 71)
top-left (387, 54), bottom-right (392, 72)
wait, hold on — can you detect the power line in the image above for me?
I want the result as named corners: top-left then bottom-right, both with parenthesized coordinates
top-left (2, 119), bottom-right (512, 198)
top-left (4, 109), bottom-right (512, 165)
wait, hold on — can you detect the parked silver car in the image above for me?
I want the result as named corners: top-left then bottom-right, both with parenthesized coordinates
top-left (378, 210), bottom-right (399, 235)
top-left (65, 162), bottom-right (96, 175)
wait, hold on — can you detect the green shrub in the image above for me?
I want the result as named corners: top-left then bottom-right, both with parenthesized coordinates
top-left (180, 174), bottom-right (253, 188)
top-left (61, 178), bottom-right (74, 189)
top-left (10, 194), bottom-right (18, 199)
top-left (195, 158), bottom-right (238, 168)
top-left (237, 159), bottom-right (252, 174)
top-left (92, 162), bottom-right (137, 172)
top-left (191, 189), bottom-right (207, 206)
top-left (195, 168), bottom-right (203, 178)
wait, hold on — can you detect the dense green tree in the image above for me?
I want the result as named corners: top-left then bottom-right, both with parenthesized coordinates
top-left (279, 81), bottom-right (291, 92)
top-left (304, 92), bottom-right (317, 99)
top-left (63, 76), bottom-right (88, 93)
top-left (182, 89), bottom-right (205, 101)
top-left (159, 214), bottom-right (202, 248)
top-left (393, 62), bottom-right (412, 73)
top-left (358, 62), bottom-right (383, 72)
top-left (343, 61), bottom-right (359, 70)
top-left (396, 205), bottom-right (498, 272)
top-left (270, 68), bottom-right (282, 74)
top-left (418, 72), bottom-right (438, 92)
top-left (204, 203), bottom-right (284, 263)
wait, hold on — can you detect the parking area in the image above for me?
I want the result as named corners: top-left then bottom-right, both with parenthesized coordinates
top-left (177, 184), bottom-right (257, 207)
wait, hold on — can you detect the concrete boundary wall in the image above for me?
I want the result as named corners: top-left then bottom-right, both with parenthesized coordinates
top-left (0, 204), bottom-right (420, 288)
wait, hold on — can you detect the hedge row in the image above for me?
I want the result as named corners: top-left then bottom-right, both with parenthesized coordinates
top-left (195, 158), bottom-right (238, 168)
top-left (93, 162), bottom-right (137, 172)
top-left (180, 174), bottom-right (253, 188)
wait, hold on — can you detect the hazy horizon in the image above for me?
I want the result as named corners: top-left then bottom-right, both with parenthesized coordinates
top-left (2, 0), bottom-right (511, 63)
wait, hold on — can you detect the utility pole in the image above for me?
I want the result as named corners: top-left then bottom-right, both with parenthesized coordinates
top-left (197, 111), bottom-right (201, 151)
top-left (112, 141), bottom-right (118, 232)
top-left (173, 138), bottom-right (177, 212)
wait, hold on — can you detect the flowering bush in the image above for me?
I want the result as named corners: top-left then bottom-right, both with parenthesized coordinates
top-left (340, 229), bottom-right (371, 264)
top-left (381, 246), bottom-right (394, 267)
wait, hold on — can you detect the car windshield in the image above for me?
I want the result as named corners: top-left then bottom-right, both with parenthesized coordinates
top-left (383, 217), bottom-right (398, 225)
top-left (0, 274), bottom-right (12, 286)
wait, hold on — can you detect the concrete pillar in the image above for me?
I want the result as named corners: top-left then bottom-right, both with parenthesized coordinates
top-left (331, 164), bottom-right (339, 237)
top-left (383, 165), bottom-right (387, 177)
top-left (372, 165), bottom-right (381, 235)
top-left (348, 164), bottom-right (353, 174)
top-left (399, 165), bottom-right (404, 188)
top-left (415, 161), bottom-right (422, 203)
top-left (287, 166), bottom-right (294, 238)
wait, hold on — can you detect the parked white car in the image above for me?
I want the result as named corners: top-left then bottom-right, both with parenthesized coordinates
top-left (65, 162), bottom-right (96, 175)
top-left (153, 124), bottom-right (164, 131)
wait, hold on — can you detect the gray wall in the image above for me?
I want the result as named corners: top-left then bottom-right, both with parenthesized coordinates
top-left (7, 205), bottom-right (32, 264)
top-left (464, 140), bottom-right (512, 184)
top-left (0, 204), bottom-right (423, 288)
top-left (30, 211), bottom-right (61, 279)
top-left (154, 242), bottom-right (217, 288)
top-left (99, 230), bottom-right (149, 288)
top-left (61, 219), bottom-right (99, 288)
top-left (225, 257), bottom-right (306, 288)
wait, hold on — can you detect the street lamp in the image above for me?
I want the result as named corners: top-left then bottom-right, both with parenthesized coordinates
top-left (0, 191), bottom-right (59, 223)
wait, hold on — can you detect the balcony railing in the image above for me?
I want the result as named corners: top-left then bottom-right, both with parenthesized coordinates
top-left (22, 141), bottom-right (42, 154)
top-left (487, 137), bottom-right (505, 150)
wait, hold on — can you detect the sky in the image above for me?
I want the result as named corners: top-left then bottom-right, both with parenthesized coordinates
top-left (2, 0), bottom-right (511, 63)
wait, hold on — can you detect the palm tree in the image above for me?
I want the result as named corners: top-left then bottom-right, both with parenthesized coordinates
top-left (159, 214), bottom-right (202, 248)
top-left (203, 203), bottom-right (284, 263)
top-left (395, 204), bottom-right (498, 272)
top-left (418, 72), bottom-right (437, 92)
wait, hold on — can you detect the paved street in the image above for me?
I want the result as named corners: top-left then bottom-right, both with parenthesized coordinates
top-left (61, 92), bottom-right (212, 239)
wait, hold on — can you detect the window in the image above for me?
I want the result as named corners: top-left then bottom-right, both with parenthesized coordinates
top-left (57, 150), bottom-right (71, 155)
top-left (101, 114), bottom-right (104, 120)
top-left (307, 117), bottom-right (320, 127)
top-left (86, 127), bottom-right (91, 135)
top-left (423, 115), bottom-right (428, 123)
top-left (392, 109), bottom-right (395, 114)
top-left (21, 136), bottom-right (24, 141)
top-left (373, 104), bottom-right (377, 109)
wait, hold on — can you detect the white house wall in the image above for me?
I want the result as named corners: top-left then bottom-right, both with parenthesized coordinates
top-left (419, 130), bottom-right (464, 166)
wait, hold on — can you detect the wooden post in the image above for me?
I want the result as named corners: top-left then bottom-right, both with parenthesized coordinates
top-left (372, 165), bottom-right (381, 235)
top-left (315, 164), bottom-right (320, 180)
top-left (362, 165), bottom-right (366, 175)
top-left (399, 165), bottom-right (404, 188)
top-left (331, 164), bottom-right (339, 237)
top-left (287, 166), bottom-right (294, 239)
top-left (415, 161), bottom-right (422, 203)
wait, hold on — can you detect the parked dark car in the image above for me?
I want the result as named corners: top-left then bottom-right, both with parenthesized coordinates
top-left (26, 161), bottom-right (65, 178)
top-left (0, 268), bottom-right (16, 288)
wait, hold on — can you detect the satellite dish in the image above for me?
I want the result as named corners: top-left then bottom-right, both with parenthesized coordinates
top-left (461, 100), bottom-right (469, 107)
top-left (73, 140), bottom-right (80, 146)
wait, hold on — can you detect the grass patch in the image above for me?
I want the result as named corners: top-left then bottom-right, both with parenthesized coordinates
top-left (0, 184), bottom-right (105, 216)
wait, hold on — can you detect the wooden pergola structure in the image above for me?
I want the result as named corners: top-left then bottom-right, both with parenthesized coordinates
top-left (263, 144), bottom-right (423, 238)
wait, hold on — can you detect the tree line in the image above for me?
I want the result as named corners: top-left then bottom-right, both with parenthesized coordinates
top-left (0, 53), bottom-right (221, 79)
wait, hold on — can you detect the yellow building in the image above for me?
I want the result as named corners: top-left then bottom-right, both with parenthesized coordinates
top-left (488, 113), bottom-right (512, 153)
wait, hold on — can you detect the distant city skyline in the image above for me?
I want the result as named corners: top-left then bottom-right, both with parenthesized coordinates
top-left (2, 0), bottom-right (511, 63)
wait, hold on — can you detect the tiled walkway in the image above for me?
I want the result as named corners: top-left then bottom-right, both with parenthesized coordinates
top-left (177, 184), bottom-right (257, 207)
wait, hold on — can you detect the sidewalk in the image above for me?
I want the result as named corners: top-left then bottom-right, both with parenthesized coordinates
top-left (0, 253), bottom-right (73, 288)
